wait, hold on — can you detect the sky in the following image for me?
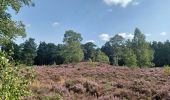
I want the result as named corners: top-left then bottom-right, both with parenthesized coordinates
top-left (10, 0), bottom-right (170, 47)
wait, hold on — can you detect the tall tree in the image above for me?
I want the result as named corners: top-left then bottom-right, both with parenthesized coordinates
top-left (63, 30), bottom-right (82, 45)
top-left (35, 42), bottom-right (65, 65)
top-left (121, 39), bottom-right (137, 67)
top-left (21, 38), bottom-right (37, 66)
top-left (123, 47), bottom-right (137, 67)
top-left (151, 41), bottom-right (170, 67)
top-left (102, 35), bottom-right (125, 65)
top-left (46, 43), bottom-right (58, 65)
top-left (110, 35), bottom-right (125, 66)
top-left (55, 44), bottom-right (65, 65)
top-left (62, 30), bottom-right (84, 63)
top-left (34, 42), bottom-right (48, 65)
top-left (132, 28), bottom-right (154, 67)
top-left (82, 42), bottom-right (96, 60)
top-left (101, 42), bottom-right (114, 65)
top-left (0, 0), bottom-right (34, 45)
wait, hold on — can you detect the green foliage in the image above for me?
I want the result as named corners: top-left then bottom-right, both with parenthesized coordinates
top-left (132, 28), bottom-right (154, 67)
top-left (82, 42), bottom-right (96, 60)
top-left (0, 0), bottom-right (34, 13)
top-left (102, 28), bottom-right (154, 67)
top-left (94, 49), bottom-right (109, 64)
top-left (101, 42), bottom-right (114, 65)
top-left (0, 1), bottom-right (35, 99)
top-left (62, 30), bottom-right (84, 63)
top-left (151, 41), bottom-right (170, 67)
top-left (34, 42), bottom-right (48, 65)
top-left (35, 43), bottom-right (65, 65)
top-left (87, 59), bottom-right (97, 67)
top-left (0, 0), bottom-right (34, 45)
top-left (63, 30), bottom-right (82, 45)
top-left (46, 43), bottom-right (59, 65)
top-left (62, 43), bottom-right (84, 63)
top-left (123, 48), bottom-right (137, 68)
top-left (110, 35), bottom-right (125, 66)
top-left (163, 65), bottom-right (170, 75)
top-left (1, 41), bottom-right (22, 63)
top-left (102, 35), bottom-right (125, 65)
top-left (0, 51), bottom-right (35, 100)
top-left (43, 94), bottom-right (62, 100)
top-left (21, 38), bottom-right (37, 66)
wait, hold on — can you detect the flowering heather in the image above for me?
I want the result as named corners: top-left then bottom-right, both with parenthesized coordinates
top-left (25, 62), bottom-right (170, 100)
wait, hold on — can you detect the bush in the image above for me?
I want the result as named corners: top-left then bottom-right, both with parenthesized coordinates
top-left (163, 65), bottom-right (170, 75)
top-left (0, 51), bottom-right (35, 100)
top-left (94, 50), bottom-right (109, 64)
top-left (43, 94), bottom-right (62, 100)
top-left (83, 81), bottom-right (99, 97)
top-left (65, 79), bottom-right (75, 89)
top-left (87, 59), bottom-right (97, 67)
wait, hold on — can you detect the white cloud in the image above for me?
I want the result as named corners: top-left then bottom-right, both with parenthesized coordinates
top-left (103, 0), bottom-right (136, 8)
top-left (85, 40), bottom-right (95, 43)
top-left (52, 22), bottom-right (60, 27)
top-left (99, 33), bottom-right (111, 41)
top-left (118, 33), bottom-right (134, 39)
top-left (132, 1), bottom-right (139, 6)
top-left (160, 32), bottom-right (167, 36)
top-left (127, 34), bottom-right (134, 39)
top-left (25, 24), bottom-right (31, 28)
top-left (118, 33), bottom-right (126, 38)
top-left (145, 33), bottom-right (151, 37)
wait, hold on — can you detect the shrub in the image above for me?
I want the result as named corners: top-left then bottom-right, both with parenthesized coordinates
top-left (65, 80), bottom-right (75, 89)
top-left (87, 59), bottom-right (97, 67)
top-left (0, 51), bottom-right (35, 100)
top-left (103, 83), bottom-right (113, 92)
top-left (69, 84), bottom-right (86, 94)
top-left (43, 94), bottom-right (62, 100)
top-left (163, 65), bottom-right (170, 75)
top-left (94, 50), bottom-right (109, 64)
top-left (83, 81), bottom-right (99, 97)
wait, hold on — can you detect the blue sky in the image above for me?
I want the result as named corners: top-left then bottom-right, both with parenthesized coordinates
top-left (11, 0), bottom-right (170, 47)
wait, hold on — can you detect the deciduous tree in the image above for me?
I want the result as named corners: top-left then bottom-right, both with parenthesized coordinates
top-left (132, 28), bottom-right (154, 67)
top-left (0, 0), bottom-right (34, 45)
top-left (94, 49), bottom-right (109, 64)
top-left (82, 42), bottom-right (96, 60)
top-left (62, 30), bottom-right (84, 63)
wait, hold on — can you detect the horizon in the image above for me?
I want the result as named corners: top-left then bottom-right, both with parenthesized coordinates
top-left (9, 0), bottom-right (170, 47)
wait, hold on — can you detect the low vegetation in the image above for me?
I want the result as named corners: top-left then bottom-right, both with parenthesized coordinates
top-left (163, 65), bottom-right (170, 75)
top-left (0, 51), bottom-right (35, 100)
top-left (24, 62), bottom-right (170, 100)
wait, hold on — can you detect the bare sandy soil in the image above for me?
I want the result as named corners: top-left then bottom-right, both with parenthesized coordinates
top-left (25, 62), bottom-right (170, 100)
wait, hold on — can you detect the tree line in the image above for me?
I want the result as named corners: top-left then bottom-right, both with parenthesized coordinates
top-left (1, 29), bottom-right (170, 67)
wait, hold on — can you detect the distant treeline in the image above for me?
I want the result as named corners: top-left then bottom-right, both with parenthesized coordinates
top-left (1, 28), bottom-right (170, 67)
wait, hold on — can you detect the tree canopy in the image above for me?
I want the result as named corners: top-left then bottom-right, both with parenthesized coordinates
top-left (0, 0), bottom-right (34, 45)
top-left (21, 38), bottom-right (37, 66)
top-left (62, 30), bottom-right (84, 63)
top-left (132, 28), bottom-right (154, 67)
top-left (82, 42), bottom-right (96, 61)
